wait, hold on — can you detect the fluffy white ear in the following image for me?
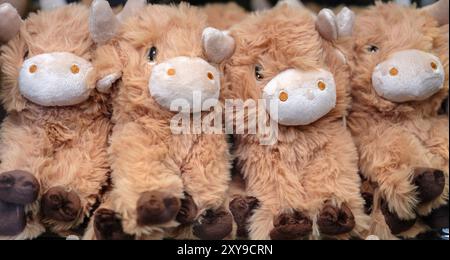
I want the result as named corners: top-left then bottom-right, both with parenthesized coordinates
top-left (202, 27), bottom-right (235, 64)
top-left (116, 0), bottom-right (146, 22)
top-left (0, 3), bottom-right (22, 44)
top-left (89, 0), bottom-right (120, 45)
top-left (39, 0), bottom-right (67, 11)
top-left (316, 8), bottom-right (338, 41)
top-left (96, 72), bottom-right (122, 93)
top-left (422, 0), bottom-right (449, 26)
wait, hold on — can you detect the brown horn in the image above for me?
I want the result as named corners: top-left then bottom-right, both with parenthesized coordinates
top-left (116, 0), bottom-right (146, 23)
top-left (89, 0), bottom-right (120, 45)
top-left (0, 3), bottom-right (22, 44)
top-left (422, 0), bottom-right (449, 26)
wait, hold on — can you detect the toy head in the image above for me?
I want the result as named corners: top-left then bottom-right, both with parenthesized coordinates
top-left (350, 0), bottom-right (449, 115)
top-left (90, 1), bottom-right (235, 115)
top-left (0, 0), bottom-right (143, 113)
top-left (0, 3), bottom-right (95, 110)
top-left (223, 3), bottom-right (355, 126)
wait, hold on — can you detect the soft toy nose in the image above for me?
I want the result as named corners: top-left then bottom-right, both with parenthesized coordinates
top-left (149, 56), bottom-right (220, 113)
top-left (262, 69), bottom-right (337, 126)
top-left (19, 52), bottom-right (93, 107)
top-left (372, 49), bottom-right (444, 102)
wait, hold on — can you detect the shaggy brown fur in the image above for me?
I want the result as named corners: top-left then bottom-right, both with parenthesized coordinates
top-left (203, 2), bottom-right (248, 30)
top-left (0, 5), bottom-right (111, 239)
top-left (222, 6), bottom-right (369, 240)
top-left (347, 2), bottom-right (449, 239)
top-left (86, 3), bottom-right (232, 239)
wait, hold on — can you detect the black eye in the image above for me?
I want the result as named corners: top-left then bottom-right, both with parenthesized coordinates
top-left (366, 45), bottom-right (379, 53)
top-left (255, 65), bottom-right (264, 81)
top-left (23, 50), bottom-right (29, 60)
top-left (148, 46), bottom-right (157, 62)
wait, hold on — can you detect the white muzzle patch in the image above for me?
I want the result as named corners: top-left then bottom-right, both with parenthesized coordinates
top-left (149, 56), bottom-right (220, 113)
top-left (263, 69), bottom-right (337, 126)
top-left (372, 49), bottom-right (445, 102)
top-left (19, 52), bottom-right (93, 107)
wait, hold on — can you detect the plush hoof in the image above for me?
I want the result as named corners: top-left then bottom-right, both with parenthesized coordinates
top-left (229, 196), bottom-right (259, 238)
top-left (317, 202), bottom-right (356, 235)
top-left (269, 211), bottom-right (312, 240)
top-left (360, 179), bottom-right (375, 215)
top-left (193, 209), bottom-right (233, 240)
top-left (136, 191), bottom-right (181, 226)
top-left (176, 193), bottom-right (198, 225)
top-left (423, 205), bottom-right (449, 229)
top-left (413, 168), bottom-right (445, 204)
top-left (0, 170), bottom-right (39, 205)
top-left (381, 200), bottom-right (416, 235)
top-left (0, 201), bottom-right (26, 236)
top-left (41, 187), bottom-right (82, 222)
top-left (94, 208), bottom-right (134, 240)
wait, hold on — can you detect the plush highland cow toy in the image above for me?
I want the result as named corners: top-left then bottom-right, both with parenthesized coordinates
top-left (223, 3), bottom-right (370, 240)
top-left (0, 1), bottom-right (129, 239)
top-left (348, 0), bottom-right (449, 239)
top-left (84, 1), bottom-right (235, 240)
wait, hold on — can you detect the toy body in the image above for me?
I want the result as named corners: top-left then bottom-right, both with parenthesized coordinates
top-left (224, 5), bottom-right (369, 240)
top-left (347, 1), bottom-right (449, 239)
top-left (85, 2), bottom-right (235, 240)
top-left (0, 4), bottom-right (111, 239)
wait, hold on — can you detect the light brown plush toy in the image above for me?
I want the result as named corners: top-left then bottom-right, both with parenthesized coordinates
top-left (0, 2), bottom-right (117, 239)
top-left (223, 2), bottom-right (369, 240)
top-left (84, 1), bottom-right (235, 240)
top-left (347, 0), bottom-right (449, 239)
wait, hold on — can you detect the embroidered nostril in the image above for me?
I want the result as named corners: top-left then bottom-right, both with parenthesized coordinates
top-left (70, 64), bottom-right (80, 74)
top-left (430, 62), bottom-right (438, 71)
top-left (167, 68), bottom-right (176, 76)
top-left (279, 91), bottom-right (288, 102)
top-left (389, 67), bottom-right (398, 76)
top-left (29, 64), bottom-right (38, 74)
top-left (207, 72), bottom-right (214, 80)
top-left (317, 80), bottom-right (326, 91)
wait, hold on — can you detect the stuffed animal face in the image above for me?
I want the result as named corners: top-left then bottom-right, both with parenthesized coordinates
top-left (0, 4), bottom-right (97, 110)
top-left (91, 2), bottom-right (235, 114)
top-left (224, 5), bottom-right (354, 126)
top-left (350, 1), bottom-right (449, 113)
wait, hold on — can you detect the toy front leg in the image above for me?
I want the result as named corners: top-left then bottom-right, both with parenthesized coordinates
top-left (0, 117), bottom-right (47, 240)
top-left (172, 134), bottom-right (234, 240)
top-left (98, 121), bottom-right (184, 238)
top-left (300, 128), bottom-right (370, 240)
top-left (235, 142), bottom-right (312, 240)
top-left (38, 119), bottom-right (111, 237)
top-left (417, 116), bottom-right (449, 223)
top-left (357, 124), bottom-right (438, 236)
